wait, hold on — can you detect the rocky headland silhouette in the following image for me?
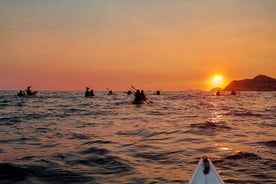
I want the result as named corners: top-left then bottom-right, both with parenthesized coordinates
top-left (224, 75), bottom-right (276, 91)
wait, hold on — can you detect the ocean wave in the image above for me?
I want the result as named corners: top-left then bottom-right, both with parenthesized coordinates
top-left (80, 147), bottom-right (111, 155)
top-left (190, 121), bottom-right (231, 130)
top-left (28, 164), bottom-right (94, 183)
top-left (0, 163), bottom-right (29, 182)
top-left (234, 111), bottom-right (263, 117)
top-left (69, 133), bottom-right (90, 140)
top-left (0, 117), bottom-right (22, 125)
top-left (77, 155), bottom-right (133, 175)
top-left (0, 137), bottom-right (34, 144)
top-left (116, 128), bottom-right (150, 137)
top-left (133, 150), bottom-right (183, 164)
top-left (49, 146), bottom-right (135, 177)
top-left (257, 140), bottom-right (276, 147)
top-left (224, 178), bottom-right (272, 184)
top-left (0, 100), bottom-right (10, 109)
top-left (82, 140), bottom-right (115, 145)
top-left (225, 151), bottom-right (261, 160)
top-left (0, 158), bottom-right (95, 183)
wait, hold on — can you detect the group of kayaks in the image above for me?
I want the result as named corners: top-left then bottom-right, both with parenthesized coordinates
top-left (216, 90), bottom-right (237, 96)
top-left (84, 86), bottom-right (155, 105)
top-left (17, 86), bottom-right (154, 105)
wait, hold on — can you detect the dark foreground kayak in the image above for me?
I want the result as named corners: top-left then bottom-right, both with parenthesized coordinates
top-left (132, 100), bottom-right (149, 104)
top-left (132, 99), bottom-right (153, 104)
top-left (189, 156), bottom-right (224, 184)
top-left (28, 91), bottom-right (38, 96)
top-left (17, 91), bottom-right (38, 97)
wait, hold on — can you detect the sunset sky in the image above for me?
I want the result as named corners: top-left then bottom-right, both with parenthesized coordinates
top-left (1, 0), bottom-right (276, 91)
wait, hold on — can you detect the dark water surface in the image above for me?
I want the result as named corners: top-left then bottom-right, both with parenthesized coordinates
top-left (0, 91), bottom-right (275, 183)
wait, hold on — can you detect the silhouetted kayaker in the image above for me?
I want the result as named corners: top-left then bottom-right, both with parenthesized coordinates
top-left (26, 86), bottom-right (32, 95)
top-left (230, 90), bottom-right (237, 95)
top-left (133, 89), bottom-right (152, 104)
top-left (90, 89), bottom-right (95, 96)
top-left (134, 90), bottom-right (142, 101)
top-left (17, 90), bottom-right (25, 97)
top-left (85, 87), bottom-right (90, 97)
top-left (141, 90), bottom-right (147, 101)
top-left (127, 90), bottom-right (133, 95)
top-left (26, 86), bottom-right (37, 96)
top-left (108, 90), bottom-right (113, 95)
top-left (155, 90), bottom-right (161, 95)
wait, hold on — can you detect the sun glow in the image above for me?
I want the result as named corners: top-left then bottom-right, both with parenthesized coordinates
top-left (213, 75), bottom-right (223, 86)
top-left (205, 74), bottom-right (226, 90)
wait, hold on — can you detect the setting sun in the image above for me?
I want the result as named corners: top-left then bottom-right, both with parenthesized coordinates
top-left (213, 75), bottom-right (223, 86)
top-left (205, 74), bottom-right (227, 90)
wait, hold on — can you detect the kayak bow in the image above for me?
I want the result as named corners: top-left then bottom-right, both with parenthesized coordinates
top-left (189, 156), bottom-right (224, 184)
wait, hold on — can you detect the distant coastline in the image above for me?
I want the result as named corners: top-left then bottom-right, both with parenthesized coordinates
top-left (223, 75), bottom-right (276, 91)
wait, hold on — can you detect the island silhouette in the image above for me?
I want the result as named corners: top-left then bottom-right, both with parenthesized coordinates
top-left (223, 75), bottom-right (276, 91)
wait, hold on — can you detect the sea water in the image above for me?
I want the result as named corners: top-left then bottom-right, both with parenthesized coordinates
top-left (0, 91), bottom-right (275, 184)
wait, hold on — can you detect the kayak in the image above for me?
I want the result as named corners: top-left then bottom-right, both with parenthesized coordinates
top-left (17, 91), bottom-right (38, 97)
top-left (132, 100), bottom-right (149, 104)
top-left (28, 91), bottom-right (38, 96)
top-left (132, 99), bottom-right (153, 104)
top-left (189, 156), bottom-right (224, 184)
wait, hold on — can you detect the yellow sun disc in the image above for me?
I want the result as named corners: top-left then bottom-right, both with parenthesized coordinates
top-left (213, 75), bottom-right (223, 86)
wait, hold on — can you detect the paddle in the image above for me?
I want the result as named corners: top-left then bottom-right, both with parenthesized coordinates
top-left (128, 86), bottom-right (135, 94)
top-left (130, 85), bottom-right (137, 91)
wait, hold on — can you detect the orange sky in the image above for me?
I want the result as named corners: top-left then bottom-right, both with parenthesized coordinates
top-left (1, 0), bottom-right (276, 91)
